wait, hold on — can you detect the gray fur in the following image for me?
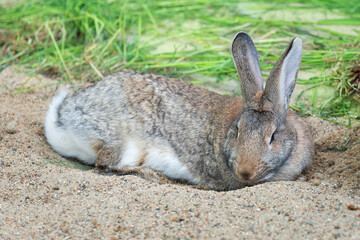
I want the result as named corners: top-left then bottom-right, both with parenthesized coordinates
top-left (45, 32), bottom-right (314, 190)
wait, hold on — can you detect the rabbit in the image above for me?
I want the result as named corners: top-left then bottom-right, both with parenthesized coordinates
top-left (44, 32), bottom-right (314, 190)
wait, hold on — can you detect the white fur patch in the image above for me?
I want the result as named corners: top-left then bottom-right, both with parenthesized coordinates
top-left (118, 140), bottom-right (141, 167)
top-left (44, 90), bottom-right (97, 165)
top-left (144, 147), bottom-right (193, 182)
top-left (117, 140), bottom-right (193, 182)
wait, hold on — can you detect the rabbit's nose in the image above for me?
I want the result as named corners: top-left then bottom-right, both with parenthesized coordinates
top-left (237, 169), bottom-right (254, 180)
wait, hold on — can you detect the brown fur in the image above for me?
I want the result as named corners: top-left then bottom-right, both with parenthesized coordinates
top-left (137, 152), bottom-right (147, 166)
top-left (93, 141), bottom-right (120, 168)
top-left (46, 32), bottom-right (313, 190)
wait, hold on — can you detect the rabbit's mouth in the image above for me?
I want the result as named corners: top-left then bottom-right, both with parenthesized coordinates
top-left (229, 169), bottom-right (261, 186)
top-left (237, 172), bottom-right (275, 186)
top-left (229, 159), bottom-right (279, 185)
top-left (239, 168), bottom-right (277, 184)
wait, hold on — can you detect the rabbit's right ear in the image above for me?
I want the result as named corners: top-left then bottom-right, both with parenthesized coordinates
top-left (232, 32), bottom-right (263, 109)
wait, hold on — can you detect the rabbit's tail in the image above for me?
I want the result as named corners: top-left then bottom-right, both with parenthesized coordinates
top-left (44, 90), bottom-right (97, 164)
top-left (45, 90), bottom-right (69, 130)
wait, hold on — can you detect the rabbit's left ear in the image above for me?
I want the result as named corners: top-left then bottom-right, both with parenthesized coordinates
top-left (264, 38), bottom-right (302, 118)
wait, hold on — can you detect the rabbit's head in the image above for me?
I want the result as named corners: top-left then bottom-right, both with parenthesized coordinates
top-left (224, 32), bottom-right (303, 184)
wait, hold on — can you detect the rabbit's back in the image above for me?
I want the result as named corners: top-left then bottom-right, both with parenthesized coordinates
top-left (59, 71), bottom-right (234, 143)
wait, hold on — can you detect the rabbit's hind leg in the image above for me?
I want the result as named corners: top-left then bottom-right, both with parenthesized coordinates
top-left (94, 141), bottom-right (172, 184)
top-left (110, 165), bottom-right (173, 184)
top-left (94, 139), bottom-right (143, 168)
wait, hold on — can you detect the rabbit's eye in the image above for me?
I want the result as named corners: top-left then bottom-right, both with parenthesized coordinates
top-left (269, 132), bottom-right (276, 145)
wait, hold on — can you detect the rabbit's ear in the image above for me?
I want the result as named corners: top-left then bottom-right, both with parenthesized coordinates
top-left (264, 38), bottom-right (302, 118)
top-left (232, 32), bottom-right (263, 109)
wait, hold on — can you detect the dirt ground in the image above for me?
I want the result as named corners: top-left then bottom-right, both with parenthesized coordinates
top-left (0, 66), bottom-right (359, 239)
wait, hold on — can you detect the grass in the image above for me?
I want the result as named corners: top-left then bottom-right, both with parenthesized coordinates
top-left (41, 158), bottom-right (94, 170)
top-left (0, 0), bottom-right (359, 126)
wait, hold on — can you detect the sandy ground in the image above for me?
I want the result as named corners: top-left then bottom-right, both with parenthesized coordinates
top-left (0, 66), bottom-right (359, 239)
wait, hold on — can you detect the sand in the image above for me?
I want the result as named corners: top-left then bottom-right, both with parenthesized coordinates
top-left (0, 66), bottom-right (359, 239)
